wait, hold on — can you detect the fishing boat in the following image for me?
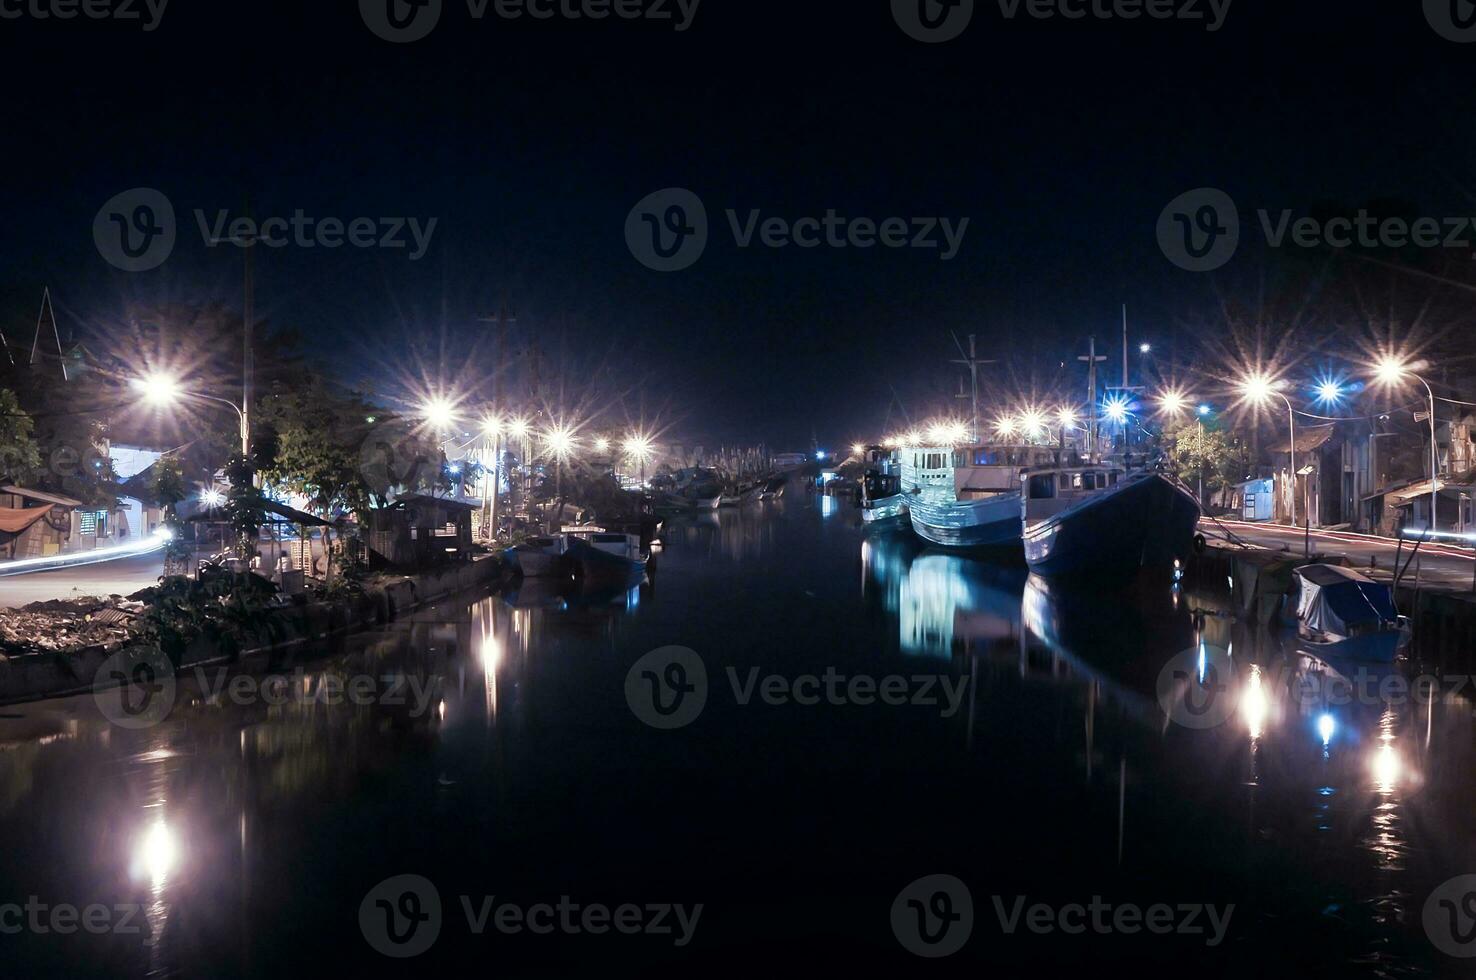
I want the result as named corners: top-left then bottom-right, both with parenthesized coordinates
top-left (563, 526), bottom-right (650, 588)
top-left (859, 448), bottom-right (908, 526)
top-left (900, 443), bottom-right (1059, 549)
top-left (1021, 465), bottom-right (1201, 578)
top-left (1279, 563), bottom-right (1411, 662)
top-left (509, 534), bottom-right (571, 578)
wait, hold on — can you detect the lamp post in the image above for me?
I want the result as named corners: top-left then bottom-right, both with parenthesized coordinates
top-left (1241, 374), bottom-right (1297, 529)
top-left (481, 415), bottom-right (502, 543)
top-left (134, 374), bottom-right (248, 457)
top-left (1376, 357), bottom-right (1439, 535)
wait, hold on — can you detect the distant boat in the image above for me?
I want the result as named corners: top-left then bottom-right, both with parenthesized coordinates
top-left (563, 526), bottom-right (649, 588)
top-left (899, 443), bottom-right (1058, 549)
top-left (1279, 563), bottom-right (1410, 662)
top-left (1022, 465), bottom-right (1200, 578)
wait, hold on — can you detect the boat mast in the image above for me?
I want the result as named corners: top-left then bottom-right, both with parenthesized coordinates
top-left (1078, 338), bottom-right (1106, 460)
top-left (951, 332), bottom-right (994, 443)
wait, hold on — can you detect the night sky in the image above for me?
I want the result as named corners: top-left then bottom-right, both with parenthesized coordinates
top-left (2, 0), bottom-right (1472, 449)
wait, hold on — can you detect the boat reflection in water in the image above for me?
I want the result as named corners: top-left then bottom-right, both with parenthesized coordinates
top-left (861, 531), bottom-right (1023, 659)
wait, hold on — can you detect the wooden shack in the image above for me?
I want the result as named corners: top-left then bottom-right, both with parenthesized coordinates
top-left (0, 486), bottom-right (84, 562)
top-left (365, 494), bottom-right (476, 569)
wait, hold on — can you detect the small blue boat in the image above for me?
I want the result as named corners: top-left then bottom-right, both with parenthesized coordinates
top-left (563, 527), bottom-right (649, 589)
top-left (1279, 563), bottom-right (1411, 662)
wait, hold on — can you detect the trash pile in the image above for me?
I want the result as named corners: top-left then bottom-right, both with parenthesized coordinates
top-left (0, 597), bottom-right (143, 656)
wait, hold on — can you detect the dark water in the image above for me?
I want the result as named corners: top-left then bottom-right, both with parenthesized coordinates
top-left (2, 494), bottom-right (1475, 977)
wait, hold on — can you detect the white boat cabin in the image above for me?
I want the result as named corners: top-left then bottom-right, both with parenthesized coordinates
top-left (900, 445), bottom-right (1061, 501)
top-left (1022, 466), bottom-right (1125, 524)
top-left (565, 526), bottom-right (644, 560)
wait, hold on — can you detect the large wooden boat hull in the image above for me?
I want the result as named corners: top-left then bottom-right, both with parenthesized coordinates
top-left (1024, 473), bottom-right (1200, 578)
top-left (908, 492), bottom-right (1022, 549)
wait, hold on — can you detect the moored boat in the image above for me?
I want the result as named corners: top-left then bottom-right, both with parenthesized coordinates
top-left (1279, 563), bottom-right (1410, 662)
top-left (509, 534), bottom-right (570, 578)
top-left (1021, 465), bottom-right (1200, 578)
top-left (900, 443), bottom-right (1058, 550)
top-left (563, 526), bottom-right (650, 588)
top-left (860, 448), bottom-right (909, 526)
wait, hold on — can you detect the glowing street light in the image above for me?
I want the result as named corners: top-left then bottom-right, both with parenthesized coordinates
top-left (481, 416), bottom-right (503, 436)
top-left (421, 397), bottom-right (456, 430)
top-left (623, 433), bottom-right (654, 488)
top-left (1239, 372), bottom-right (1298, 529)
top-left (594, 437), bottom-right (611, 453)
top-left (199, 488), bottom-right (225, 508)
top-left (1157, 389), bottom-right (1190, 418)
top-left (1373, 355), bottom-right (1438, 531)
top-left (1103, 394), bottom-right (1130, 426)
top-left (1055, 407), bottom-right (1078, 429)
top-left (994, 416), bottom-right (1019, 439)
top-left (1021, 409), bottom-right (1047, 439)
top-left (1139, 343), bottom-right (1152, 354)
top-left (1313, 378), bottom-right (1347, 407)
top-left (132, 373), bottom-right (184, 406)
top-left (851, 442), bottom-right (866, 456)
top-left (134, 373), bottom-right (249, 457)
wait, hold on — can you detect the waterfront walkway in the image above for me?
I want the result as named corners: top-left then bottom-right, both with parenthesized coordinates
top-left (1201, 518), bottom-right (1476, 594)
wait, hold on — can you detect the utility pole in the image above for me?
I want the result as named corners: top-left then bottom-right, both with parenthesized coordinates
top-left (1121, 304), bottom-right (1129, 389)
top-left (476, 299), bottom-right (516, 541)
top-left (951, 332), bottom-right (996, 443)
top-left (1078, 338), bottom-right (1107, 460)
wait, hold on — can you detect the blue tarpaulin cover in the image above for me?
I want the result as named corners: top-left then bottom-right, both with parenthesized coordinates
top-left (1294, 564), bottom-right (1397, 638)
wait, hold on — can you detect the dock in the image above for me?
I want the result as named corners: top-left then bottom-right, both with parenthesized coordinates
top-left (1195, 517), bottom-right (1476, 664)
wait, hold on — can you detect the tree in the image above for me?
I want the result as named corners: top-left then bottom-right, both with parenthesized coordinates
top-left (149, 455), bottom-right (192, 573)
top-left (1164, 420), bottom-right (1249, 504)
top-left (0, 388), bottom-right (41, 483)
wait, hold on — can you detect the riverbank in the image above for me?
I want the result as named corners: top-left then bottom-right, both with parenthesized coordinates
top-left (0, 556), bottom-right (512, 706)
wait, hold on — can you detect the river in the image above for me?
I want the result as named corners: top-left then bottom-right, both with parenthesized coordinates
top-left (0, 493), bottom-right (1473, 976)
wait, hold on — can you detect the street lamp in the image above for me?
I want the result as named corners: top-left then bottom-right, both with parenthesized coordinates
top-left (1240, 372), bottom-right (1297, 529)
top-left (134, 373), bottom-right (250, 457)
top-left (421, 397), bottom-right (456, 431)
top-left (543, 424), bottom-right (577, 532)
top-left (623, 433), bottom-right (653, 489)
top-left (1374, 356), bottom-right (1439, 533)
top-left (479, 415), bottom-right (504, 542)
